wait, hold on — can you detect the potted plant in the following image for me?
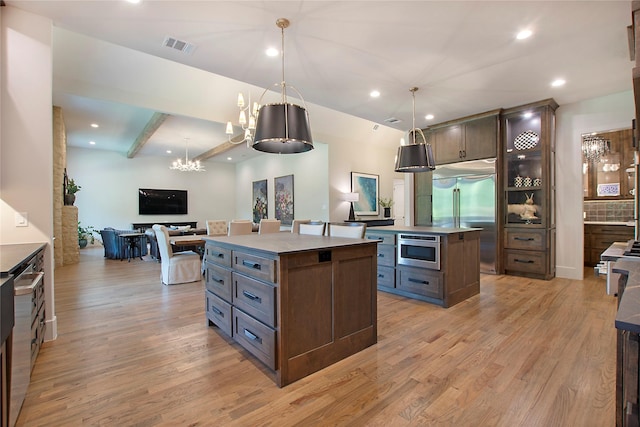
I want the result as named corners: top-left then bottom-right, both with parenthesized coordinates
top-left (65, 178), bottom-right (81, 206)
top-left (378, 197), bottom-right (394, 218)
top-left (78, 222), bottom-right (96, 249)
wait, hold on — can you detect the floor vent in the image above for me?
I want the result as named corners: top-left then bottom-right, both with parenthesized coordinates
top-left (162, 36), bottom-right (195, 54)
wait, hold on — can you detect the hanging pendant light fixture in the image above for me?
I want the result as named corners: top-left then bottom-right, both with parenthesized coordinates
top-left (170, 138), bottom-right (205, 172)
top-left (226, 92), bottom-right (258, 146)
top-left (252, 18), bottom-right (313, 154)
top-left (394, 87), bottom-right (436, 172)
top-left (582, 134), bottom-right (610, 163)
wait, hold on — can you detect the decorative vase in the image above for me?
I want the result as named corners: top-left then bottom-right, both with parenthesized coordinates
top-left (383, 207), bottom-right (391, 218)
top-left (79, 238), bottom-right (88, 249)
top-left (64, 194), bottom-right (76, 206)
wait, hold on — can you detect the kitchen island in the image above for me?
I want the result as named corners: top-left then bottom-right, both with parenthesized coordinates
top-left (366, 226), bottom-right (481, 308)
top-left (202, 233), bottom-right (378, 387)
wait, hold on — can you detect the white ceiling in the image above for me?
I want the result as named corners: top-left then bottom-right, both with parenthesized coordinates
top-left (5, 0), bottom-right (635, 162)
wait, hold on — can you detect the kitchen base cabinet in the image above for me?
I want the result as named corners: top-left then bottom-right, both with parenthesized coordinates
top-left (584, 223), bottom-right (634, 267)
top-left (203, 234), bottom-right (377, 387)
top-left (366, 227), bottom-right (480, 308)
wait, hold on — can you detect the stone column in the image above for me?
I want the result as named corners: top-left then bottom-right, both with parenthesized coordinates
top-left (62, 206), bottom-right (79, 265)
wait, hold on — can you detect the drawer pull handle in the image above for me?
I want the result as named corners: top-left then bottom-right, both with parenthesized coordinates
top-left (211, 252), bottom-right (224, 258)
top-left (377, 253), bottom-right (385, 258)
top-left (243, 290), bottom-right (262, 303)
top-left (211, 276), bottom-right (224, 285)
top-left (408, 278), bottom-right (429, 285)
top-left (242, 260), bottom-right (262, 270)
top-left (211, 306), bottom-right (223, 316)
top-left (514, 237), bottom-right (534, 241)
top-left (244, 328), bottom-right (262, 344)
top-left (514, 258), bottom-right (534, 264)
top-left (378, 273), bottom-right (385, 278)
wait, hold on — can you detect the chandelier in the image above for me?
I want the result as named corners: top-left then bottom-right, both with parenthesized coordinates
top-left (170, 138), bottom-right (205, 172)
top-left (394, 87), bottom-right (436, 172)
top-left (582, 134), bottom-right (610, 163)
top-left (251, 18), bottom-right (313, 154)
top-left (226, 92), bottom-right (258, 146)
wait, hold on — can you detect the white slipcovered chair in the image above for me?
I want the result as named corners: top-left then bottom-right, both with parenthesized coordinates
top-left (258, 218), bottom-right (281, 234)
top-left (299, 221), bottom-right (326, 236)
top-left (228, 220), bottom-right (253, 236)
top-left (327, 222), bottom-right (367, 238)
top-left (206, 219), bottom-right (227, 236)
top-left (290, 219), bottom-right (310, 233)
top-left (152, 224), bottom-right (201, 285)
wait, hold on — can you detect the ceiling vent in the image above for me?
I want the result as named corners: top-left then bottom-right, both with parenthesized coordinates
top-left (162, 36), bottom-right (195, 54)
top-left (384, 117), bottom-right (402, 124)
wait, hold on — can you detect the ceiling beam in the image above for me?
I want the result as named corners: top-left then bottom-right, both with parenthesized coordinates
top-left (193, 134), bottom-right (247, 161)
top-left (127, 112), bottom-right (169, 158)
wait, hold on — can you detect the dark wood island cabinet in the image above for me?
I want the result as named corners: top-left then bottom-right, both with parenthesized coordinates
top-left (202, 233), bottom-right (378, 387)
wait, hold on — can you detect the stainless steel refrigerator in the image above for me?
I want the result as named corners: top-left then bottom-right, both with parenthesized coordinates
top-left (432, 158), bottom-right (497, 274)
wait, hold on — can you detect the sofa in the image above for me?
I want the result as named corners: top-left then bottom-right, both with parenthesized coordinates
top-left (145, 225), bottom-right (206, 262)
top-left (99, 228), bottom-right (148, 260)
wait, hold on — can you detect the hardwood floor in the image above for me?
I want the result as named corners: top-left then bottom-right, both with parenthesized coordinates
top-left (16, 247), bottom-right (617, 426)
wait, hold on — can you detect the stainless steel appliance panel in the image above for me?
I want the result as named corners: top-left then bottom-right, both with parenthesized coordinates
top-left (432, 158), bottom-right (497, 274)
top-left (397, 234), bottom-right (440, 270)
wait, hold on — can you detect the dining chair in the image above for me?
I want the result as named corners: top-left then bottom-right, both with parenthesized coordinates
top-left (206, 219), bottom-right (227, 236)
top-left (152, 224), bottom-right (201, 285)
top-left (228, 220), bottom-right (253, 236)
top-left (258, 218), bottom-right (281, 234)
top-left (327, 222), bottom-right (367, 238)
top-left (290, 219), bottom-right (311, 233)
top-left (299, 221), bottom-right (326, 236)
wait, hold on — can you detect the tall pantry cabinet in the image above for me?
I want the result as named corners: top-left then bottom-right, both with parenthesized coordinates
top-left (502, 99), bottom-right (558, 280)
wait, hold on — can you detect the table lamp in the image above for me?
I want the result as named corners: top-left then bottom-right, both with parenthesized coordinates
top-left (343, 192), bottom-right (359, 221)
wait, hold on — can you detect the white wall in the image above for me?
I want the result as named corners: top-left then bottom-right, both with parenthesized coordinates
top-left (1, 7), bottom-right (57, 340)
top-left (556, 90), bottom-right (634, 279)
top-left (67, 146), bottom-right (237, 232)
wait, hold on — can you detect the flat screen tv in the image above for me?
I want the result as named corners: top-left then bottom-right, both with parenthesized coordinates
top-left (138, 188), bottom-right (187, 215)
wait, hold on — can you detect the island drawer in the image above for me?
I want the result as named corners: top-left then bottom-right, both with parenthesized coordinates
top-left (234, 308), bottom-right (276, 370)
top-left (233, 273), bottom-right (277, 328)
top-left (204, 261), bottom-right (232, 303)
top-left (233, 251), bottom-right (277, 283)
top-left (504, 249), bottom-right (546, 274)
top-left (206, 291), bottom-right (233, 337)
top-left (366, 232), bottom-right (395, 246)
top-left (377, 265), bottom-right (395, 289)
top-left (504, 229), bottom-right (545, 251)
top-left (396, 265), bottom-right (443, 299)
top-left (205, 244), bottom-right (232, 268)
top-left (376, 244), bottom-right (396, 268)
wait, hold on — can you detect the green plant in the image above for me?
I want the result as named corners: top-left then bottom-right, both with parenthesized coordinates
top-left (78, 222), bottom-right (96, 244)
top-left (378, 197), bottom-right (394, 208)
top-left (67, 178), bottom-right (81, 195)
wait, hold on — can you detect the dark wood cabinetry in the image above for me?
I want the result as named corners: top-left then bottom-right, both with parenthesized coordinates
top-left (584, 223), bottom-right (634, 266)
top-left (583, 128), bottom-right (635, 200)
top-left (204, 234), bottom-right (377, 387)
top-left (503, 99), bottom-right (558, 280)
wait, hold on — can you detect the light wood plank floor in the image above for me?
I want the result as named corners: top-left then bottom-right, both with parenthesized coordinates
top-left (16, 247), bottom-right (617, 426)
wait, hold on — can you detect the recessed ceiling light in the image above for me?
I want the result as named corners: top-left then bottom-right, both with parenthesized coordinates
top-left (266, 47), bottom-right (279, 57)
top-left (125, 0), bottom-right (141, 4)
top-left (516, 29), bottom-right (532, 40)
top-left (425, 114), bottom-right (434, 120)
top-left (523, 112), bottom-right (533, 118)
top-left (551, 78), bottom-right (566, 87)
top-left (370, 90), bottom-right (380, 98)
top-left (89, 141), bottom-right (96, 145)
top-left (227, 157), bottom-right (233, 161)
top-left (90, 123), bottom-right (99, 128)
top-left (166, 150), bottom-right (172, 154)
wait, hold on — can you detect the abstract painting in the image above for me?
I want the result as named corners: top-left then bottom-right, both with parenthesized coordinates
top-left (351, 172), bottom-right (379, 216)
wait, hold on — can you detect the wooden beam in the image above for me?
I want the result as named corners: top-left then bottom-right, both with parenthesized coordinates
top-left (127, 112), bottom-right (169, 158)
top-left (193, 134), bottom-right (247, 161)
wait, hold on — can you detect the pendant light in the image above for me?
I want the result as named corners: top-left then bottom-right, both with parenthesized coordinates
top-left (394, 87), bottom-right (436, 172)
top-left (252, 18), bottom-right (314, 154)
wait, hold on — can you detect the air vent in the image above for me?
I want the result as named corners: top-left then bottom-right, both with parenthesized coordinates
top-left (384, 117), bottom-right (402, 124)
top-left (162, 36), bottom-right (195, 54)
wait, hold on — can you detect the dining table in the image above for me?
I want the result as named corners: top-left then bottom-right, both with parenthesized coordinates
top-left (169, 234), bottom-right (206, 256)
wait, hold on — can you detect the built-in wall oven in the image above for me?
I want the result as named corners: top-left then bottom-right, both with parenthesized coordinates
top-left (397, 234), bottom-right (440, 270)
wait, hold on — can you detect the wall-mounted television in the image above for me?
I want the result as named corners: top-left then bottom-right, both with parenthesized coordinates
top-left (138, 188), bottom-right (188, 215)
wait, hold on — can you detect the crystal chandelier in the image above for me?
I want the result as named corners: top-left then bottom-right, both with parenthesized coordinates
top-left (582, 134), bottom-right (610, 163)
top-left (170, 138), bottom-right (205, 172)
top-left (226, 92), bottom-right (258, 146)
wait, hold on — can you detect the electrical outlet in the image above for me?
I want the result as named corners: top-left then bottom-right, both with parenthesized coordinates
top-left (15, 212), bottom-right (28, 227)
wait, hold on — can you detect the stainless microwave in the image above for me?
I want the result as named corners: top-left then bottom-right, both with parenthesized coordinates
top-left (397, 234), bottom-right (440, 270)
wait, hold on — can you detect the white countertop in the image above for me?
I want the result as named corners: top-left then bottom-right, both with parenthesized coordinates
top-left (584, 221), bottom-right (635, 226)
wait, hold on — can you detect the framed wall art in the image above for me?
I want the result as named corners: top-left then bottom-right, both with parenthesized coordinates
top-left (252, 179), bottom-right (268, 223)
top-left (351, 172), bottom-right (379, 216)
top-left (274, 174), bottom-right (294, 225)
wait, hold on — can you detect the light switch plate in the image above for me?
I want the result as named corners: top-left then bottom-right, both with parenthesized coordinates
top-left (15, 212), bottom-right (28, 227)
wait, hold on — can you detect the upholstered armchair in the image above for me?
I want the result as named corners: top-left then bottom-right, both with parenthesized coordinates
top-left (152, 224), bottom-right (201, 285)
top-left (206, 220), bottom-right (227, 236)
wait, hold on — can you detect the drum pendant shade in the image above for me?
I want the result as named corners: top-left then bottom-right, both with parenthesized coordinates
top-left (252, 103), bottom-right (313, 154)
top-left (394, 143), bottom-right (436, 172)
